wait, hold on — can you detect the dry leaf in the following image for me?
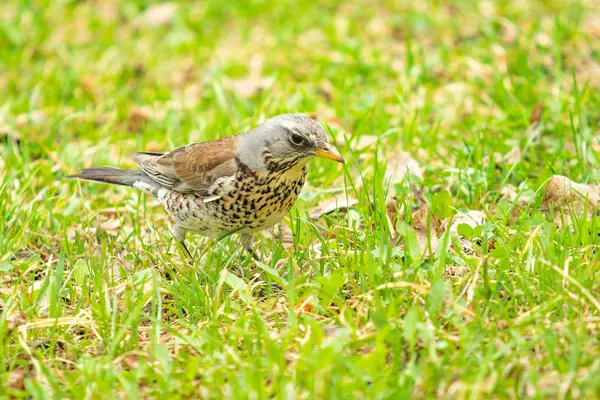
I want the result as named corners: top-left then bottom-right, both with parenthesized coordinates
top-left (128, 107), bottom-right (152, 132)
top-left (324, 115), bottom-right (345, 131)
top-left (483, 146), bottom-right (522, 167)
top-left (411, 204), bottom-right (440, 257)
top-left (7, 311), bottom-right (27, 331)
top-left (449, 211), bottom-right (486, 235)
top-left (123, 354), bottom-right (140, 370)
top-left (500, 147), bottom-right (522, 164)
top-left (542, 175), bottom-right (600, 225)
top-left (543, 175), bottom-right (600, 206)
top-left (392, 203), bottom-right (440, 259)
top-left (8, 369), bottom-right (26, 391)
top-left (499, 184), bottom-right (534, 207)
top-left (100, 219), bottom-right (121, 235)
top-left (500, 18), bottom-right (518, 44)
top-left (294, 299), bottom-right (313, 316)
top-left (94, 0), bottom-right (119, 22)
top-left (221, 54), bottom-right (275, 98)
top-left (321, 323), bottom-right (341, 337)
top-left (298, 29), bottom-right (326, 47)
top-left (136, 3), bottom-right (177, 27)
top-left (262, 223), bottom-right (294, 249)
top-left (384, 152), bottom-right (424, 200)
top-left (448, 210), bottom-right (487, 253)
top-left (530, 103), bottom-right (544, 125)
top-left (67, 225), bottom-right (97, 242)
top-left (15, 111), bottom-right (46, 127)
top-left (222, 76), bottom-right (274, 98)
top-left (309, 193), bottom-right (358, 219)
top-left (385, 152), bottom-right (424, 182)
top-left (352, 135), bottom-right (379, 151)
top-left (318, 81), bottom-right (334, 102)
top-left (535, 32), bottom-right (552, 48)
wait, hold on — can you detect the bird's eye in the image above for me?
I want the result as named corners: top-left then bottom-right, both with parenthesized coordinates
top-left (290, 133), bottom-right (304, 146)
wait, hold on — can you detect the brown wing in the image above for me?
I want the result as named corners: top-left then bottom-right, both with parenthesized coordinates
top-left (132, 136), bottom-right (238, 197)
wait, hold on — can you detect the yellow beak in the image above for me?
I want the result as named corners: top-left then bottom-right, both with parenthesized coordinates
top-left (314, 143), bottom-right (345, 163)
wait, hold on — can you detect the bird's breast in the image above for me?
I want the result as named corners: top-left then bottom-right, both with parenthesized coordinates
top-left (160, 167), bottom-right (307, 236)
top-left (228, 166), bottom-right (307, 231)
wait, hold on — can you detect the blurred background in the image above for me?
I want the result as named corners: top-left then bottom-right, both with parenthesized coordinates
top-left (1, 0), bottom-right (600, 397)
top-left (1, 0), bottom-right (598, 175)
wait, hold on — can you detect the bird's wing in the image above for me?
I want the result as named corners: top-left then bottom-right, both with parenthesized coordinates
top-left (132, 136), bottom-right (238, 198)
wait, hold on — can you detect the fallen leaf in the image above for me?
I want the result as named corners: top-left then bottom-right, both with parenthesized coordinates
top-left (318, 81), bottom-right (334, 102)
top-left (294, 299), bottom-right (313, 316)
top-left (34, 189), bottom-right (46, 203)
top-left (136, 2), bottom-right (177, 27)
top-left (79, 75), bottom-right (98, 101)
top-left (448, 210), bottom-right (487, 254)
top-left (449, 211), bottom-right (486, 235)
top-left (7, 369), bottom-right (26, 391)
top-left (500, 147), bottom-right (522, 164)
top-left (392, 203), bottom-right (440, 260)
top-left (15, 111), bottom-right (46, 127)
top-left (499, 184), bottom-right (534, 207)
top-left (543, 175), bottom-right (600, 206)
top-left (324, 115), bottom-right (345, 131)
top-left (411, 204), bottom-right (440, 257)
top-left (222, 76), bottom-right (275, 98)
top-left (67, 225), bottom-right (97, 242)
top-left (542, 175), bottom-right (600, 225)
top-left (262, 222), bottom-right (294, 249)
top-left (7, 311), bottom-right (27, 331)
top-left (483, 146), bottom-right (521, 167)
top-left (530, 103), bottom-right (544, 125)
top-left (95, 0), bottom-right (119, 22)
top-left (321, 323), bottom-right (341, 337)
top-left (100, 219), bottom-right (121, 235)
top-left (123, 354), bottom-right (140, 370)
top-left (384, 152), bottom-right (424, 190)
top-left (297, 28), bottom-right (326, 48)
top-left (535, 32), bottom-right (552, 48)
top-left (351, 134), bottom-right (379, 151)
top-left (128, 107), bottom-right (152, 132)
top-left (309, 193), bottom-right (358, 219)
top-left (500, 18), bottom-right (518, 44)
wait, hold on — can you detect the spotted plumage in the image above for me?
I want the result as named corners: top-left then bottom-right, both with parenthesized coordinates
top-left (68, 114), bottom-right (344, 259)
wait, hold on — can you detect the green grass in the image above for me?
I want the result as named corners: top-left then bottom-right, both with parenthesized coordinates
top-left (1, 0), bottom-right (600, 398)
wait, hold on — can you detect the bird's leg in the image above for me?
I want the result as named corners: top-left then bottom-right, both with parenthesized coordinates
top-left (240, 233), bottom-right (259, 261)
top-left (179, 241), bottom-right (193, 260)
top-left (171, 224), bottom-right (193, 261)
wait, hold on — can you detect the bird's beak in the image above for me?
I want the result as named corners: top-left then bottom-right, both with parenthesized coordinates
top-left (315, 143), bottom-right (345, 163)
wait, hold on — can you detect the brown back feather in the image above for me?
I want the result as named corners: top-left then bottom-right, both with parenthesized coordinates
top-left (132, 136), bottom-right (238, 196)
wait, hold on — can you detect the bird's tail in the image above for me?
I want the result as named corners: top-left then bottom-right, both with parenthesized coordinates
top-left (68, 167), bottom-right (147, 187)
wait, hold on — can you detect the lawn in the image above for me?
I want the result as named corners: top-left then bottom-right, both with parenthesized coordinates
top-left (1, 0), bottom-right (600, 398)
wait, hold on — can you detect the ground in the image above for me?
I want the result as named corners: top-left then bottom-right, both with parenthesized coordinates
top-left (1, 0), bottom-right (600, 398)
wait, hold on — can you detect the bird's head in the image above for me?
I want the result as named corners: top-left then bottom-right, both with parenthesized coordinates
top-left (240, 114), bottom-right (344, 172)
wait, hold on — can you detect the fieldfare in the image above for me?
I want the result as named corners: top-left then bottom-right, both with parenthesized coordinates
top-left (69, 114), bottom-right (345, 259)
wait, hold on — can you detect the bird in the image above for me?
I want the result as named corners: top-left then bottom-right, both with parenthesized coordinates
top-left (68, 113), bottom-right (345, 259)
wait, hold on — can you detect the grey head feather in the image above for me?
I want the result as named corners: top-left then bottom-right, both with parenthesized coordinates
top-left (238, 114), bottom-right (329, 172)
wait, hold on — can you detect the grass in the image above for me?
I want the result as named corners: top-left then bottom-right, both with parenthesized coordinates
top-left (1, 0), bottom-right (600, 398)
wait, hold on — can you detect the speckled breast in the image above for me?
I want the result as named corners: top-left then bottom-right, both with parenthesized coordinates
top-left (163, 167), bottom-right (307, 238)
